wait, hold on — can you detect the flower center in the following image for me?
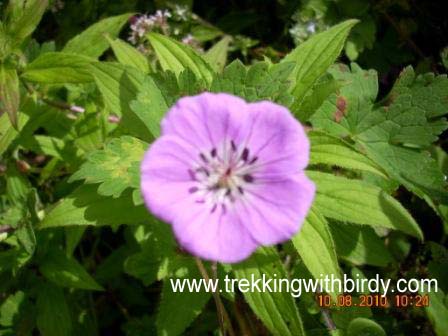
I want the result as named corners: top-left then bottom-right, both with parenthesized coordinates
top-left (187, 139), bottom-right (258, 212)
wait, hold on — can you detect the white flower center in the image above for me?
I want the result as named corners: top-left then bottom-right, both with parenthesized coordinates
top-left (188, 140), bottom-right (258, 212)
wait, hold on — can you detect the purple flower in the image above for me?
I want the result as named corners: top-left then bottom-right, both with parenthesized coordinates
top-left (140, 93), bottom-right (315, 263)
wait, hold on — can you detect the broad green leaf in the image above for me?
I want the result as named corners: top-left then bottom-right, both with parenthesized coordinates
top-left (36, 282), bottom-right (72, 336)
top-left (0, 65), bottom-right (20, 127)
top-left (63, 13), bottom-right (133, 58)
top-left (5, 0), bottom-right (48, 42)
top-left (308, 171), bottom-right (423, 239)
top-left (311, 63), bottom-right (448, 204)
top-left (21, 52), bottom-right (93, 83)
top-left (89, 62), bottom-right (152, 141)
top-left (106, 36), bottom-right (150, 73)
top-left (347, 318), bottom-right (386, 336)
top-left (130, 76), bottom-right (169, 137)
top-left (39, 185), bottom-right (151, 228)
top-left (211, 60), bottom-right (295, 106)
top-left (0, 112), bottom-right (29, 156)
top-left (157, 260), bottom-right (211, 336)
top-left (148, 32), bottom-right (214, 85)
top-left (421, 288), bottom-right (448, 336)
top-left (232, 247), bottom-right (304, 336)
top-left (0, 291), bottom-right (25, 327)
top-left (283, 20), bottom-right (358, 106)
top-left (70, 136), bottom-right (146, 198)
top-left (292, 207), bottom-right (341, 299)
top-left (204, 36), bottom-right (231, 72)
top-left (309, 131), bottom-right (387, 178)
top-left (39, 249), bottom-right (103, 290)
top-left (65, 226), bottom-right (86, 256)
top-left (330, 224), bottom-right (393, 267)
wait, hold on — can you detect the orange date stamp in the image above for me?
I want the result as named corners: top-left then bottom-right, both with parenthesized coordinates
top-left (317, 294), bottom-right (430, 308)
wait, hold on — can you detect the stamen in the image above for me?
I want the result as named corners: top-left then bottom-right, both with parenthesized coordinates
top-left (211, 204), bottom-right (217, 213)
top-left (188, 186), bottom-right (198, 193)
top-left (249, 156), bottom-right (258, 164)
top-left (241, 148), bottom-right (249, 161)
top-left (210, 148), bottom-right (217, 157)
top-left (199, 152), bottom-right (208, 163)
top-left (243, 174), bottom-right (254, 183)
top-left (231, 140), bottom-right (237, 151)
top-left (237, 186), bottom-right (244, 194)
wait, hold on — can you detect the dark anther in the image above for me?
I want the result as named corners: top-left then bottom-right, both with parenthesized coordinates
top-left (225, 189), bottom-right (232, 196)
top-left (231, 140), bottom-right (237, 151)
top-left (188, 169), bottom-right (196, 181)
top-left (225, 167), bottom-right (232, 176)
top-left (199, 152), bottom-right (208, 163)
top-left (211, 204), bottom-right (217, 213)
top-left (243, 174), bottom-right (254, 183)
top-left (210, 148), bottom-right (217, 157)
top-left (249, 156), bottom-right (258, 164)
top-left (237, 186), bottom-right (244, 194)
top-left (241, 148), bottom-right (249, 161)
top-left (196, 167), bottom-right (210, 176)
top-left (188, 186), bottom-right (198, 193)
top-left (221, 204), bottom-right (227, 214)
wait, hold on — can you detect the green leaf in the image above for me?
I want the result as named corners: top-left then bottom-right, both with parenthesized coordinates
top-left (421, 288), bottom-right (448, 336)
top-left (36, 282), bottom-right (72, 336)
top-left (89, 62), bottom-right (153, 140)
top-left (156, 260), bottom-right (211, 336)
top-left (309, 131), bottom-right (387, 178)
top-left (39, 249), bottom-right (103, 291)
top-left (21, 52), bottom-right (94, 83)
top-left (283, 20), bottom-right (358, 106)
top-left (347, 318), bottom-right (386, 336)
top-left (63, 13), bottom-right (133, 58)
top-left (308, 171), bottom-right (423, 239)
top-left (0, 291), bottom-right (25, 327)
top-left (211, 60), bottom-right (295, 106)
top-left (5, 0), bottom-right (48, 42)
top-left (0, 65), bottom-right (20, 128)
top-left (129, 76), bottom-right (169, 138)
top-left (0, 112), bottom-right (29, 156)
top-left (39, 185), bottom-right (151, 228)
top-left (311, 63), bottom-right (448, 204)
top-left (330, 224), bottom-right (393, 267)
top-left (292, 207), bottom-right (341, 299)
top-left (106, 36), bottom-right (150, 73)
top-left (70, 136), bottom-right (146, 198)
top-left (232, 247), bottom-right (304, 336)
top-left (148, 32), bottom-right (214, 85)
top-left (204, 36), bottom-right (231, 72)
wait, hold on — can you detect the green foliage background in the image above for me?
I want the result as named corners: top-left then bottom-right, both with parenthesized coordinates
top-left (0, 0), bottom-right (447, 335)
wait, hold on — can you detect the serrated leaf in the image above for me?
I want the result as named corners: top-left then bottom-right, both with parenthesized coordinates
top-left (308, 171), bottom-right (423, 239)
top-left (39, 185), bottom-right (151, 228)
top-left (0, 65), bottom-right (20, 128)
top-left (309, 131), bottom-right (387, 178)
top-left (148, 32), bottom-right (214, 85)
top-left (5, 0), bottom-right (48, 42)
top-left (39, 249), bottom-right (103, 291)
top-left (283, 19), bottom-right (358, 107)
top-left (330, 224), bottom-right (393, 267)
top-left (70, 136), bottom-right (146, 198)
top-left (89, 62), bottom-right (153, 141)
top-left (0, 291), bottom-right (25, 327)
top-left (63, 13), bottom-right (133, 58)
top-left (292, 207), bottom-right (341, 299)
top-left (204, 36), bottom-right (231, 72)
top-left (232, 247), bottom-right (304, 336)
top-left (211, 60), bottom-right (295, 106)
top-left (129, 76), bottom-right (169, 138)
top-left (22, 52), bottom-right (93, 83)
top-left (311, 63), bottom-right (448, 204)
top-left (36, 282), bottom-right (72, 336)
top-left (106, 36), bottom-right (150, 73)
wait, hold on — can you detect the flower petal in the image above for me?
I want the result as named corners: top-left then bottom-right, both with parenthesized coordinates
top-left (161, 92), bottom-right (249, 150)
top-left (243, 101), bottom-right (310, 176)
top-left (171, 203), bottom-right (258, 263)
top-left (238, 173), bottom-right (315, 245)
top-left (140, 135), bottom-right (198, 222)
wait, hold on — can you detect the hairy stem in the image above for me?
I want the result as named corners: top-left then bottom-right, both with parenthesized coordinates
top-left (195, 258), bottom-right (235, 336)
